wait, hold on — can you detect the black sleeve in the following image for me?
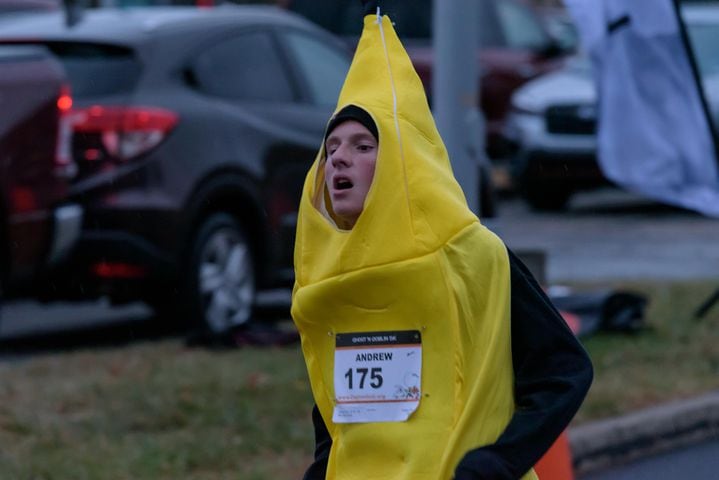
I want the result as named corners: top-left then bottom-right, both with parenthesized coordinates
top-left (454, 248), bottom-right (594, 480)
top-left (302, 404), bottom-right (332, 480)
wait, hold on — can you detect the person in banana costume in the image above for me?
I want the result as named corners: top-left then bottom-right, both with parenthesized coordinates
top-left (291, 2), bottom-right (593, 479)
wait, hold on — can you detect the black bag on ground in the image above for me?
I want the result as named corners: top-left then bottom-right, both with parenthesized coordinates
top-left (549, 289), bottom-right (648, 336)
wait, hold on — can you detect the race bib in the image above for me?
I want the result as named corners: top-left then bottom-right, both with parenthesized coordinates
top-left (333, 330), bottom-right (422, 423)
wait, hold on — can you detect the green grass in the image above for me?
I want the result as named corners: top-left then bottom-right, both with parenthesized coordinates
top-left (0, 344), bottom-right (314, 479)
top-left (575, 280), bottom-right (719, 422)
top-left (0, 280), bottom-right (718, 478)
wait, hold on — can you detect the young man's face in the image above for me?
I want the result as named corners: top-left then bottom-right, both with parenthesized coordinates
top-left (324, 120), bottom-right (378, 228)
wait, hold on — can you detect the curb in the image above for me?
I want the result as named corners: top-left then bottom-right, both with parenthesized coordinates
top-left (569, 390), bottom-right (719, 476)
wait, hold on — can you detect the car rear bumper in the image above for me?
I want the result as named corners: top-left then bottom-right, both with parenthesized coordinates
top-left (76, 230), bottom-right (177, 277)
top-left (39, 228), bottom-right (178, 301)
top-left (506, 112), bottom-right (597, 154)
top-left (38, 200), bottom-right (182, 301)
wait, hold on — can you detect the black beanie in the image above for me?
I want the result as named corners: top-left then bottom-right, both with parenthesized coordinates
top-left (324, 105), bottom-right (379, 143)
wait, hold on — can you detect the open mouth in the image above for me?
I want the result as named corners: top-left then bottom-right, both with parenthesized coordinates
top-left (334, 177), bottom-right (353, 190)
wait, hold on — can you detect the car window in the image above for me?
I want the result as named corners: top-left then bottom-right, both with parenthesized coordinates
top-left (191, 31), bottom-right (293, 102)
top-left (686, 22), bottom-right (719, 76)
top-left (282, 31), bottom-right (350, 106)
top-left (496, 0), bottom-right (550, 50)
top-left (41, 42), bottom-right (141, 98)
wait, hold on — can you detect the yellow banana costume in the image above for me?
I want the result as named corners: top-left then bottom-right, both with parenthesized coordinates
top-left (292, 12), bottom-right (538, 480)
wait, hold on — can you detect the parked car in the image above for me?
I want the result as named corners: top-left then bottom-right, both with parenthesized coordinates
top-left (84, 0), bottom-right (500, 217)
top-left (0, 5), bottom-right (354, 333)
top-left (0, 44), bottom-right (81, 298)
top-left (77, 0), bottom-right (573, 160)
top-left (506, 2), bottom-right (719, 210)
top-left (285, 0), bottom-right (571, 161)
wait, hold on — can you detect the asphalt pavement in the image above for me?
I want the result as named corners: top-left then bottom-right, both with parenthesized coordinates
top-left (490, 189), bottom-right (719, 283)
top-left (581, 438), bottom-right (719, 479)
top-left (571, 390), bottom-right (719, 476)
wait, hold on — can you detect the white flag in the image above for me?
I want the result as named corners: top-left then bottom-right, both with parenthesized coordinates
top-left (564, 0), bottom-right (719, 216)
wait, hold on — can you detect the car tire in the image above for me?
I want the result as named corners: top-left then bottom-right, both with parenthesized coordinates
top-left (522, 182), bottom-right (572, 211)
top-left (183, 212), bottom-right (256, 335)
top-left (479, 162), bottom-right (498, 218)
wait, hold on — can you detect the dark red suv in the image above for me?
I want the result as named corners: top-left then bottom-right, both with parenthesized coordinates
top-left (0, 45), bottom-right (81, 297)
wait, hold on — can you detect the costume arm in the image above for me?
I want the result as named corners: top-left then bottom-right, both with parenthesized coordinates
top-left (454, 249), bottom-right (594, 480)
top-left (303, 404), bottom-right (332, 480)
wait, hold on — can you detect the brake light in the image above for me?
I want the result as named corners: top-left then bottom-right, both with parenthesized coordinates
top-left (91, 262), bottom-right (147, 279)
top-left (55, 84), bottom-right (77, 178)
top-left (72, 106), bottom-right (179, 162)
top-left (57, 88), bottom-right (72, 111)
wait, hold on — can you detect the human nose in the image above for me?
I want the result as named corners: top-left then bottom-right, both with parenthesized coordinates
top-left (329, 144), bottom-right (351, 168)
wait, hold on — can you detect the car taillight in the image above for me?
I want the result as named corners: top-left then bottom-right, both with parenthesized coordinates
top-left (91, 261), bottom-right (147, 279)
top-left (55, 84), bottom-right (77, 178)
top-left (72, 105), bottom-right (179, 164)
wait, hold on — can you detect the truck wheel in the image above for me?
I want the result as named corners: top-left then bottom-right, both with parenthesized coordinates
top-left (185, 213), bottom-right (255, 334)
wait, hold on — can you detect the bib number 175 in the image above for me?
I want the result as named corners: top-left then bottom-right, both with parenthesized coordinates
top-left (344, 367), bottom-right (383, 390)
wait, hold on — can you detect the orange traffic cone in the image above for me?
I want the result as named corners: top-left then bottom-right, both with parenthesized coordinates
top-left (534, 431), bottom-right (574, 480)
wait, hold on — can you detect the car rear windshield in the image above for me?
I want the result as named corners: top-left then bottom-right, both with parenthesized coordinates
top-left (39, 42), bottom-right (141, 98)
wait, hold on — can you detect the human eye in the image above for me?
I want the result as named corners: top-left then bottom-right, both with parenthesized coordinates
top-left (357, 144), bottom-right (374, 152)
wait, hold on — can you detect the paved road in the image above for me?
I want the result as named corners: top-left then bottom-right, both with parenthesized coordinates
top-left (0, 298), bottom-right (150, 339)
top-left (0, 299), bottom-right (165, 361)
top-left (491, 189), bottom-right (719, 283)
top-left (581, 439), bottom-right (719, 480)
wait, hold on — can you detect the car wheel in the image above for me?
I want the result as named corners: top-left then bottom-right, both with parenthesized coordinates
top-left (185, 213), bottom-right (255, 334)
top-left (522, 183), bottom-right (572, 211)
